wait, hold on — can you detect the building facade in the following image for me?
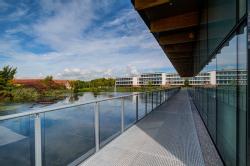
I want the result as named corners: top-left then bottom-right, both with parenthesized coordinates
top-left (132, 0), bottom-right (248, 165)
top-left (116, 70), bottom-right (244, 87)
top-left (165, 73), bottom-right (184, 86)
top-left (188, 3), bottom-right (248, 166)
top-left (139, 73), bottom-right (165, 86)
top-left (115, 77), bottom-right (139, 86)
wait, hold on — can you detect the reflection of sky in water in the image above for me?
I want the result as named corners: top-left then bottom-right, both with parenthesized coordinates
top-left (0, 92), bottom-right (133, 116)
top-left (0, 91), bottom-right (148, 166)
top-left (0, 89), bottom-right (177, 166)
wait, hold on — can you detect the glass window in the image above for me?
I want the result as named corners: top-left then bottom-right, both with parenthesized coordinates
top-left (216, 33), bottom-right (237, 165)
top-left (208, 0), bottom-right (236, 55)
top-left (239, 0), bottom-right (246, 19)
top-left (206, 58), bottom-right (217, 142)
top-left (237, 25), bottom-right (247, 166)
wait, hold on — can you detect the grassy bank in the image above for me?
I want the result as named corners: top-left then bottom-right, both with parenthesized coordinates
top-left (77, 86), bottom-right (167, 93)
top-left (0, 87), bottom-right (70, 103)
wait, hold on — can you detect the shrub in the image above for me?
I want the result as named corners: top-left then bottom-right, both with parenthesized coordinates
top-left (11, 88), bottom-right (40, 102)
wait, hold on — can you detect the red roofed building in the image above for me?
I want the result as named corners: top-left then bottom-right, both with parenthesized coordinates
top-left (13, 79), bottom-right (72, 90)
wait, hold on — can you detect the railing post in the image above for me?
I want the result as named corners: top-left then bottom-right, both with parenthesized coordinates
top-left (152, 92), bottom-right (153, 111)
top-left (160, 91), bottom-right (162, 104)
top-left (145, 93), bottom-right (147, 115)
top-left (95, 102), bottom-right (100, 152)
top-left (165, 90), bottom-right (167, 100)
top-left (121, 98), bottom-right (124, 133)
top-left (34, 113), bottom-right (42, 166)
top-left (156, 92), bottom-right (158, 106)
top-left (136, 95), bottom-right (138, 121)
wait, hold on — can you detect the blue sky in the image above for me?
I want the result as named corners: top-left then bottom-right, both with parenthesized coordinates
top-left (0, 0), bottom-right (175, 80)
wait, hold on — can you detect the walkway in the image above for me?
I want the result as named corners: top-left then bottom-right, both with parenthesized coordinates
top-left (80, 90), bottom-right (215, 166)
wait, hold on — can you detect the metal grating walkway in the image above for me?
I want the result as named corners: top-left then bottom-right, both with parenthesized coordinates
top-left (80, 90), bottom-right (205, 166)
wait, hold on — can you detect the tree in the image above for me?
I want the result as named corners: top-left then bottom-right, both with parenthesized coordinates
top-left (69, 80), bottom-right (81, 93)
top-left (147, 81), bottom-right (153, 87)
top-left (44, 75), bottom-right (53, 83)
top-left (0, 66), bottom-right (17, 90)
top-left (42, 75), bottom-right (54, 90)
top-left (184, 79), bottom-right (189, 87)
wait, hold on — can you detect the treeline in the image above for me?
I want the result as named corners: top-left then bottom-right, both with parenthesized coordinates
top-left (70, 78), bottom-right (115, 93)
top-left (0, 66), bottom-right (67, 102)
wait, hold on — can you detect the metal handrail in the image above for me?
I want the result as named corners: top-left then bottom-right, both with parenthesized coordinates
top-left (0, 88), bottom-right (177, 121)
top-left (0, 87), bottom-right (180, 166)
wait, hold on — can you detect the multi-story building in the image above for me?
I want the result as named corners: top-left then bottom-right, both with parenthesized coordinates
top-left (139, 73), bottom-right (165, 86)
top-left (189, 72), bottom-right (211, 86)
top-left (116, 70), bottom-right (246, 87)
top-left (115, 77), bottom-right (139, 86)
top-left (165, 72), bottom-right (211, 86)
top-left (165, 73), bottom-right (184, 86)
top-left (216, 70), bottom-right (247, 85)
top-left (133, 1), bottom-right (249, 164)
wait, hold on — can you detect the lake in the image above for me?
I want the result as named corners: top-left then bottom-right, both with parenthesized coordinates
top-left (0, 91), bottom-right (165, 166)
top-left (0, 92), bottom-right (133, 116)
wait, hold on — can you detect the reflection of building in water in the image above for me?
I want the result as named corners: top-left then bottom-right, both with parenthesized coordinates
top-left (116, 70), bottom-right (247, 86)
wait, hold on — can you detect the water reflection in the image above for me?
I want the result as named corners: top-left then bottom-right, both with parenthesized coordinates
top-left (0, 91), bottom-right (142, 166)
top-left (0, 92), bottom-right (132, 116)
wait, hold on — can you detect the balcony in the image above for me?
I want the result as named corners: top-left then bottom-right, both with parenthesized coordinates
top-left (0, 88), bottom-right (224, 166)
top-left (80, 90), bottom-right (223, 166)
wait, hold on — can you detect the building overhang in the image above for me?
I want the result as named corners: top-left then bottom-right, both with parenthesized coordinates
top-left (131, 0), bottom-right (201, 77)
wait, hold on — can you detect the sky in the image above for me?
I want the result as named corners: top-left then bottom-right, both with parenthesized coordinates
top-left (0, 0), bottom-right (175, 80)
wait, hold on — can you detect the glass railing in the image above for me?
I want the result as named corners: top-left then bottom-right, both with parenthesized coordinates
top-left (0, 87), bottom-right (180, 166)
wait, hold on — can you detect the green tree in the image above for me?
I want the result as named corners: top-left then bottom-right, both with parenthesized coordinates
top-left (147, 81), bottom-right (153, 87)
top-left (184, 79), bottom-right (189, 87)
top-left (42, 75), bottom-right (54, 90)
top-left (44, 75), bottom-right (53, 83)
top-left (0, 65), bottom-right (17, 90)
top-left (69, 80), bottom-right (81, 93)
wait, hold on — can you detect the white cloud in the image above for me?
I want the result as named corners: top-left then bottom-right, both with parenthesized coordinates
top-left (56, 68), bottom-right (115, 80)
top-left (125, 65), bottom-right (139, 76)
top-left (0, 3), bottom-right (30, 22)
top-left (0, 0), bottom-right (174, 80)
top-left (0, 1), bottom-right (9, 12)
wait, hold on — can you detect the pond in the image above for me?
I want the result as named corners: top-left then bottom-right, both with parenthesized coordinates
top-left (0, 92), bottom-right (133, 116)
top-left (0, 91), bottom-right (167, 166)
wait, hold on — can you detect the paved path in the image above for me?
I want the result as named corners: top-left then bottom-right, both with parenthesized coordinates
top-left (80, 90), bottom-right (205, 166)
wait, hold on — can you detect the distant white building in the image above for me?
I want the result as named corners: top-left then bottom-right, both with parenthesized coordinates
top-left (139, 73), bottom-right (164, 86)
top-left (165, 73), bottom-right (184, 86)
top-left (189, 72), bottom-right (211, 86)
top-left (116, 76), bottom-right (139, 86)
top-left (216, 70), bottom-right (247, 85)
top-left (165, 72), bottom-right (211, 86)
top-left (115, 70), bottom-right (247, 87)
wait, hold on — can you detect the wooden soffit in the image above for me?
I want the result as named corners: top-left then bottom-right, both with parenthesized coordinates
top-left (132, 0), bottom-right (200, 77)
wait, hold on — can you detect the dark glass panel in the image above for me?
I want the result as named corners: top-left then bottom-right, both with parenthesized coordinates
top-left (208, 0), bottom-right (236, 55)
top-left (216, 33), bottom-right (237, 166)
top-left (206, 58), bottom-right (217, 143)
top-left (239, 0), bottom-right (246, 19)
top-left (237, 25), bottom-right (247, 166)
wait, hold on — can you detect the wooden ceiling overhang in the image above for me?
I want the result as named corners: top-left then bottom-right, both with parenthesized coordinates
top-left (132, 0), bottom-right (200, 77)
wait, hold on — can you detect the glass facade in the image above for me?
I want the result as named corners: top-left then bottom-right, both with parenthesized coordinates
top-left (189, 0), bottom-right (248, 165)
